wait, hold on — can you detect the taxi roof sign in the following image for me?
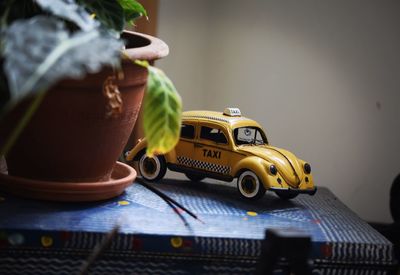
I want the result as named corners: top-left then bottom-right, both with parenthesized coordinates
top-left (223, 108), bottom-right (241, 117)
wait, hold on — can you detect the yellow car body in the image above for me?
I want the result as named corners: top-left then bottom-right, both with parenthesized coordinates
top-left (126, 108), bottom-right (316, 200)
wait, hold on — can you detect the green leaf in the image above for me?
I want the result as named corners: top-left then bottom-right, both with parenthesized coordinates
top-left (3, 16), bottom-right (123, 101)
top-left (142, 63), bottom-right (182, 157)
top-left (117, 0), bottom-right (147, 23)
top-left (78, 0), bottom-right (125, 32)
top-left (0, 0), bottom-right (41, 27)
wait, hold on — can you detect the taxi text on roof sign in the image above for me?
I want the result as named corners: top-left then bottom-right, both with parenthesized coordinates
top-left (223, 108), bottom-right (241, 117)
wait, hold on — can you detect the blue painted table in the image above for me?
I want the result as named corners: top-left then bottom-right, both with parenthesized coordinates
top-left (0, 179), bottom-right (396, 274)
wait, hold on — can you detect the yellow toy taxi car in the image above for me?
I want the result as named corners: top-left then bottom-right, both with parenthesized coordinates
top-left (125, 108), bottom-right (316, 200)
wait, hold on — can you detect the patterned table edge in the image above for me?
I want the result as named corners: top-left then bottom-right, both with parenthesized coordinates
top-left (0, 250), bottom-right (397, 275)
top-left (0, 228), bottom-right (396, 266)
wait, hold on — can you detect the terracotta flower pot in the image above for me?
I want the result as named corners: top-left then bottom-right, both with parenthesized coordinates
top-left (0, 31), bottom-right (168, 183)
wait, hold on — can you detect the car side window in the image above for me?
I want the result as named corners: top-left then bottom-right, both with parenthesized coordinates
top-left (200, 126), bottom-right (228, 144)
top-left (180, 124), bottom-right (195, 139)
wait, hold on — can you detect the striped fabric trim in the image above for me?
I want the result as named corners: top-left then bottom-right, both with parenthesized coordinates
top-left (312, 266), bottom-right (390, 275)
top-left (0, 257), bottom-right (187, 275)
top-left (0, 256), bottom-right (394, 274)
top-left (64, 232), bottom-right (135, 251)
top-left (197, 237), bottom-right (262, 258)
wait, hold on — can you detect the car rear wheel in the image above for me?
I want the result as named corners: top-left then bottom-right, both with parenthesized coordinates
top-left (275, 191), bottom-right (298, 200)
top-left (237, 170), bottom-right (266, 200)
top-left (138, 153), bottom-right (167, 182)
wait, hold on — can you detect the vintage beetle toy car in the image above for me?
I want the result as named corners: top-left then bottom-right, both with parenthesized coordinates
top-left (125, 108), bottom-right (316, 200)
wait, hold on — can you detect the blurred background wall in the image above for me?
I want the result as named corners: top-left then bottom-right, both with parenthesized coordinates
top-left (153, 0), bottom-right (400, 223)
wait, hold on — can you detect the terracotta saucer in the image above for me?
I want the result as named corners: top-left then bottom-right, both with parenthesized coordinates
top-left (0, 161), bottom-right (136, 202)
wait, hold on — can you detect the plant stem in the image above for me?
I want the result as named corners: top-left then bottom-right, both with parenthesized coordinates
top-left (137, 178), bottom-right (204, 224)
top-left (79, 225), bottom-right (120, 275)
top-left (0, 90), bottom-right (47, 157)
top-left (0, 0), bottom-right (13, 28)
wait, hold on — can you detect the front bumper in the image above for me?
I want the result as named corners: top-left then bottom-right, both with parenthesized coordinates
top-left (269, 187), bottom-right (317, 196)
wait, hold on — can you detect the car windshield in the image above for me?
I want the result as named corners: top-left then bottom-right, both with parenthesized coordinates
top-left (233, 127), bottom-right (268, 146)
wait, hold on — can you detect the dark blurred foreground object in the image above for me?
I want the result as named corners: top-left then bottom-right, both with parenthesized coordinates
top-left (370, 173), bottom-right (400, 265)
top-left (390, 173), bottom-right (400, 261)
top-left (256, 228), bottom-right (311, 275)
top-left (390, 174), bottom-right (400, 223)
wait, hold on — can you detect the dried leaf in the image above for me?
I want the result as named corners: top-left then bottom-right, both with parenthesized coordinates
top-left (103, 76), bottom-right (123, 118)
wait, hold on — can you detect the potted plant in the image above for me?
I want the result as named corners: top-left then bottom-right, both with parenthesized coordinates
top-left (0, 0), bottom-right (182, 201)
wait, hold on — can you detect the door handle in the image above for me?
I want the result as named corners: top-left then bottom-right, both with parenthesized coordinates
top-left (194, 143), bottom-right (203, 148)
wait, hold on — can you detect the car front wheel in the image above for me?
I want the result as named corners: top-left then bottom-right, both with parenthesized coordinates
top-left (138, 153), bottom-right (167, 182)
top-left (237, 170), bottom-right (266, 200)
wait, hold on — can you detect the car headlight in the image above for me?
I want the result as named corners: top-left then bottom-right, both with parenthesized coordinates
top-left (304, 163), bottom-right (311, 174)
top-left (269, 165), bottom-right (278, 175)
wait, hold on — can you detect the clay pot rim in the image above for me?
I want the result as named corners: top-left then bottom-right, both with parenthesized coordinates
top-left (122, 31), bottom-right (169, 62)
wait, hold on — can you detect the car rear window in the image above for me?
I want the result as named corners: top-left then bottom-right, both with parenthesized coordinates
top-left (200, 126), bottom-right (228, 144)
top-left (181, 124), bottom-right (195, 139)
